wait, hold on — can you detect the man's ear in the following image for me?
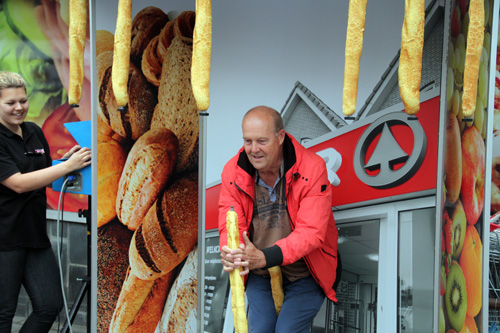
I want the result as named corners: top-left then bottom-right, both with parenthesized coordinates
top-left (278, 129), bottom-right (285, 144)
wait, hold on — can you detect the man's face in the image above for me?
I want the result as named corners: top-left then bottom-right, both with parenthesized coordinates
top-left (242, 113), bottom-right (284, 173)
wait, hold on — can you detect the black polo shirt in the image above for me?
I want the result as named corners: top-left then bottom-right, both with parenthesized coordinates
top-left (0, 122), bottom-right (52, 250)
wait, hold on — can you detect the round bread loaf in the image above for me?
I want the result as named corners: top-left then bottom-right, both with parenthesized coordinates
top-left (130, 6), bottom-right (169, 67)
top-left (97, 134), bottom-right (127, 227)
top-left (116, 128), bottom-right (179, 231)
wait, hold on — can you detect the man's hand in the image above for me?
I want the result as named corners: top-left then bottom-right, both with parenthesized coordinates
top-left (220, 232), bottom-right (267, 276)
top-left (240, 231), bottom-right (266, 272)
top-left (221, 243), bottom-right (245, 273)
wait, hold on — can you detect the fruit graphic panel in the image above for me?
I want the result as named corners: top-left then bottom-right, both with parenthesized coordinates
top-left (0, 0), bottom-right (90, 212)
top-left (441, 0), bottom-right (492, 331)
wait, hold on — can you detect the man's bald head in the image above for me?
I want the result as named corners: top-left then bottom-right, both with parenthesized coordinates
top-left (243, 106), bottom-right (283, 135)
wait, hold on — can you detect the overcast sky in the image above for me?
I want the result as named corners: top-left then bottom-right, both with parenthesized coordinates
top-left (96, 1), bottom-right (428, 185)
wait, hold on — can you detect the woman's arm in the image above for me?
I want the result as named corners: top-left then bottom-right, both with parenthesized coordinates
top-left (1, 147), bottom-right (91, 193)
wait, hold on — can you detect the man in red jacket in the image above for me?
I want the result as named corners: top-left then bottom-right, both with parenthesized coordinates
top-left (219, 106), bottom-right (339, 332)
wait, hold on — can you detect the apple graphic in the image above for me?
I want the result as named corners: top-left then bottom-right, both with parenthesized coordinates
top-left (460, 126), bottom-right (485, 225)
top-left (451, 5), bottom-right (461, 37)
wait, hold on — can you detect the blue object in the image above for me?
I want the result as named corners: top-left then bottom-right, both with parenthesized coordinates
top-left (52, 121), bottom-right (91, 195)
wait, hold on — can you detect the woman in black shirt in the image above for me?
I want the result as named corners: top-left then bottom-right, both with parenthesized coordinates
top-left (0, 72), bottom-right (91, 332)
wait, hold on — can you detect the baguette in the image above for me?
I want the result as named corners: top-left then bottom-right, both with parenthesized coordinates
top-left (129, 173), bottom-right (199, 280)
top-left (112, 0), bottom-right (132, 108)
top-left (155, 248), bottom-right (198, 333)
top-left (342, 0), bottom-right (368, 116)
top-left (226, 208), bottom-right (248, 333)
top-left (109, 268), bottom-right (175, 333)
top-left (192, 0), bottom-right (212, 111)
top-left (398, 0), bottom-right (425, 115)
top-left (116, 128), bottom-right (178, 231)
top-left (462, 0), bottom-right (485, 117)
top-left (68, 0), bottom-right (88, 106)
top-left (268, 266), bottom-right (284, 315)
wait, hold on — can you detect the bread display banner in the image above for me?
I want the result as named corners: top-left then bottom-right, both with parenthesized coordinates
top-left (68, 0), bottom-right (88, 107)
top-left (191, 0), bottom-right (212, 111)
top-left (96, 3), bottom-right (200, 331)
top-left (398, 0), bottom-right (425, 115)
top-left (342, 0), bottom-right (368, 117)
top-left (440, 0), bottom-right (492, 331)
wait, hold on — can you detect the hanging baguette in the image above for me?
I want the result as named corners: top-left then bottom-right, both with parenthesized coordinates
top-left (398, 0), bottom-right (425, 115)
top-left (462, 0), bottom-right (484, 117)
top-left (191, 0), bottom-right (212, 111)
top-left (268, 266), bottom-right (284, 315)
top-left (226, 208), bottom-right (248, 333)
top-left (68, 0), bottom-right (88, 107)
top-left (342, 0), bottom-right (368, 117)
top-left (112, 0), bottom-right (133, 109)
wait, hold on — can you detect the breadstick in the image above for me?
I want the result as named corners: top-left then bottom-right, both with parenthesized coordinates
top-left (191, 0), bottom-right (212, 111)
top-left (68, 0), bottom-right (87, 107)
top-left (462, 0), bottom-right (484, 117)
top-left (112, 0), bottom-right (132, 108)
top-left (268, 266), bottom-right (284, 315)
top-left (398, 0), bottom-right (425, 115)
top-left (226, 208), bottom-right (248, 333)
top-left (342, 0), bottom-right (368, 117)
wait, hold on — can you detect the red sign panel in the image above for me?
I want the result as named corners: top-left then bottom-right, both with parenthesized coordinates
top-left (205, 97), bottom-right (440, 230)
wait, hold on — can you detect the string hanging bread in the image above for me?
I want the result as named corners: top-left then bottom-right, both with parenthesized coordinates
top-left (462, 0), bottom-right (484, 118)
top-left (68, 0), bottom-right (88, 107)
top-left (191, 0), bottom-right (212, 111)
top-left (226, 208), bottom-right (248, 333)
top-left (342, 0), bottom-right (368, 117)
top-left (112, 0), bottom-right (133, 109)
top-left (398, 0), bottom-right (425, 115)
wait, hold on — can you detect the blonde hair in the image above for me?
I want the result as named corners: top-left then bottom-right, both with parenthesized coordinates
top-left (0, 72), bottom-right (26, 96)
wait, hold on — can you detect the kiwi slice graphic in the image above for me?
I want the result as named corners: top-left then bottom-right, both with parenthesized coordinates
top-left (451, 201), bottom-right (467, 259)
top-left (445, 262), bottom-right (467, 331)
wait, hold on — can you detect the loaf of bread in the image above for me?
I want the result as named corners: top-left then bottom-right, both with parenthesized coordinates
top-left (97, 134), bottom-right (127, 228)
top-left (342, 0), bottom-right (367, 116)
top-left (173, 11), bottom-right (196, 39)
top-left (142, 35), bottom-right (163, 87)
top-left (68, 0), bottom-right (88, 106)
top-left (151, 36), bottom-right (199, 173)
top-left (110, 268), bottom-right (176, 333)
top-left (398, 0), bottom-right (425, 115)
top-left (156, 21), bottom-right (176, 65)
top-left (156, 248), bottom-right (198, 333)
top-left (97, 49), bottom-right (158, 140)
top-left (462, 0), bottom-right (484, 117)
top-left (96, 29), bottom-right (114, 57)
top-left (192, 0), bottom-right (212, 111)
top-left (112, 0), bottom-right (132, 107)
top-left (129, 172), bottom-right (198, 280)
top-left (130, 6), bottom-right (169, 67)
top-left (97, 219), bottom-right (133, 333)
top-left (116, 128), bottom-right (179, 231)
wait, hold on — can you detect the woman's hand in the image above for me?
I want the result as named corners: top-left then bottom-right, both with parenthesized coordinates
top-left (65, 146), bottom-right (91, 172)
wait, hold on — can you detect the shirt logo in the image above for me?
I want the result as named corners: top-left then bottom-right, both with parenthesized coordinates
top-left (353, 112), bottom-right (427, 188)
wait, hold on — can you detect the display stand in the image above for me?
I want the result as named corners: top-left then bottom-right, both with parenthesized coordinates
top-left (61, 196), bottom-right (91, 333)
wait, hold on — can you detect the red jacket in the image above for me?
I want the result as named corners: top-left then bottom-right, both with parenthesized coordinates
top-left (218, 133), bottom-right (338, 301)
